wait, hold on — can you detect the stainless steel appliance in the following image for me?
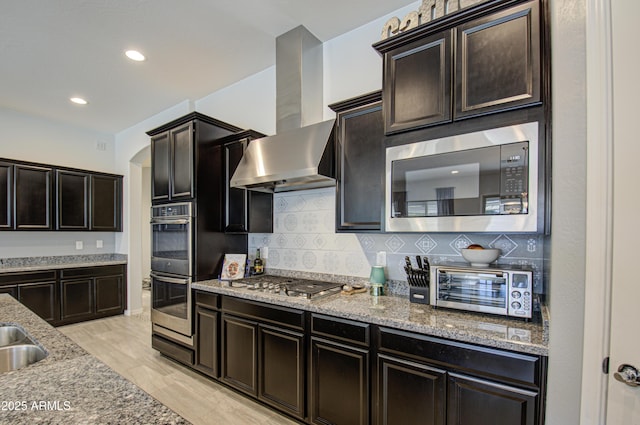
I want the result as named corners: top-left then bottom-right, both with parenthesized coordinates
top-left (151, 202), bottom-right (192, 276)
top-left (385, 122), bottom-right (541, 232)
top-left (150, 202), bottom-right (194, 345)
top-left (430, 264), bottom-right (533, 319)
top-left (231, 275), bottom-right (343, 300)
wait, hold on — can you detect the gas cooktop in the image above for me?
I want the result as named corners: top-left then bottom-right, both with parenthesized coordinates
top-left (231, 275), bottom-right (343, 300)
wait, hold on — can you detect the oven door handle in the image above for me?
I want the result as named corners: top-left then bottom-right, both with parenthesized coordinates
top-left (150, 218), bottom-right (190, 225)
top-left (150, 273), bottom-right (190, 285)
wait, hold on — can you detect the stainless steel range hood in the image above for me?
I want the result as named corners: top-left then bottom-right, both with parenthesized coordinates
top-left (230, 25), bottom-right (336, 193)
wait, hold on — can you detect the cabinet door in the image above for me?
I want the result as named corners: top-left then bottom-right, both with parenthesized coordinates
top-left (447, 373), bottom-right (537, 425)
top-left (170, 122), bottom-right (194, 199)
top-left (0, 285), bottom-right (17, 298)
top-left (221, 314), bottom-right (258, 396)
top-left (383, 30), bottom-right (452, 134)
top-left (376, 354), bottom-right (446, 425)
top-left (151, 131), bottom-right (170, 201)
top-left (61, 279), bottom-right (94, 321)
top-left (0, 161), bottom-right (12, 229)
top-left (336, 100), bottom-right (384, 231)
top-left (91, 175), bottom-right (122, 231)
top-left (18, 281), bottom-right (58, 322)
top-left (224, 139), bottom-right (248, 232)
top-left (455, 0), bottom-right (541, 119)
top-left (310, 337), bottom-right (369, 425)
top-left (195, 306), bottom-right (219, 378)
top-left (258, 325), bottom-right (305, 419)
top-left (14, 164), bottom-right (52, 229)
top-left (56, 170), bottom-right (89, 230)
top-left (94, 274), bottom-right (124, 315)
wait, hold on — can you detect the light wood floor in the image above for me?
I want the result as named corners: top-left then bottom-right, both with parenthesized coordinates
top-left (59, 290), bottom-right (297, 425)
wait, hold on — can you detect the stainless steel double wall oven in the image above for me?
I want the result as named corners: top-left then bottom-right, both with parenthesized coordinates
top-left (150, 202), bottom-right (194, 345)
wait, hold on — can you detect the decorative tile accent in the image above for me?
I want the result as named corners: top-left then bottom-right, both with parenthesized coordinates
top-left (385, 235), bottom-right (406, 253)
top-left (302, 252), bottom-right (317, 269)
top-left (490, 234), bottom-right (518, 257)
top-left (284, 214), bottom-right (298, 232)
top-left (415, 235), bottom-right (437, 254)
top-left (359, 235), bottom-right (376, 251)
top-left (450, 235), bottom-right (474, 252)
top-left (294, 235), bottom-right (307, 248)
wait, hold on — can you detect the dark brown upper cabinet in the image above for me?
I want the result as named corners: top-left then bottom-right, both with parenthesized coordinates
top-left (329, 91), bottom-right (385, 232)
top-left (218, 130), bottom-right (273, 234)
top-left (56, 170), bottom-right (90, 230)
top-left (91, 174), bottom-right (122, 231)
top-left (455, 0), bottom-right (541, 119)
top-left (0, 161), bottom-right (13, 229)
top-left (374, 0), bottom-right (543, 135)
top-left (381, 30), bottom-right (453, 134)
top-left (147, 112), bottom-right (242, 205)
top-left (15, 164), bottom-right (52, 230)
top-left (0, 158), bottom-right (122, 232)
top-left (56, 170), bottom-right (122, 232)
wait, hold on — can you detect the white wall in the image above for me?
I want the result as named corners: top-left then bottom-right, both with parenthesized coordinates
top-left (547, 0), bottom-right (587, 423)
top-left (0, 106), bottom-right (118, 257)
top-left (0, 106), bottom-right (115, 173)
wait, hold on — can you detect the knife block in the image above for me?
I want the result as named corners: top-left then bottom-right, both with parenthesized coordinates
top-left (409, 286), bottom-right (430, 304)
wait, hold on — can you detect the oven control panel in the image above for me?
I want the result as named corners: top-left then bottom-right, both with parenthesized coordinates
top-left (508, 272), bottom-right (532, 318)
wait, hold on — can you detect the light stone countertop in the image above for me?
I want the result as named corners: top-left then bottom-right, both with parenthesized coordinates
top-left (0, 295), bottom-right (188, 425)
top-left (0, 254), bottom-right (128, 274)
top-left (192, 277), bottom-right (549, 356)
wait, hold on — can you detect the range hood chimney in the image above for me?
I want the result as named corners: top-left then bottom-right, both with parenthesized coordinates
top-left (230, 25), bottom-right (336, 193)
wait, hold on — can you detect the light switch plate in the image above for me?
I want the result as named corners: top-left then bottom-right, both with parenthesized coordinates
top-left (75, 241), bottom-right (83, 250)
top-left (96, 240), bottom-right (103, 248)
top-left (376, 251), bottom-right (387, 267)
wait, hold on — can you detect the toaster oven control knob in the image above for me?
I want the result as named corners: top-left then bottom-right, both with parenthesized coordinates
top-left (511, 291), bottom-right (522, 299)
top-left (511, 301), bottom-right (522, 310)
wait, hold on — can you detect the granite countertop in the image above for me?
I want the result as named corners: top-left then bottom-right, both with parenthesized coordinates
top-left (192, 277), bottom-right (549, 356)
top-left (0, 254), bottom-right (128, 274)
top-left (0, 295), bottom-right (187, 424)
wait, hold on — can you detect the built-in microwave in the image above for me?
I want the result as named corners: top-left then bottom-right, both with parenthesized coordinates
top-left (385, 122), bottom-right (540, 232)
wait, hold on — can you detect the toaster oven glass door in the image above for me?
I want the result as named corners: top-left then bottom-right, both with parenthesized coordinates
top-left (435, 269), bottom-right (508, 315)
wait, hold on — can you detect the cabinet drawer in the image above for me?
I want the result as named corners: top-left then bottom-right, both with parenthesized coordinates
top-left (0, 271), bottom-right (56, 285)
top-left (311, 314), bottom-right (370, 347)
top-left (377, 327), bottom-right (541, 387)
top-left (60, 265), bottom-right (124, 279)
top-left (221, 296), bottom-right (305, 331)
top-left (152, 334), bottom-right (194, 365)
top-left (195, 291), bottom-right (219, 309)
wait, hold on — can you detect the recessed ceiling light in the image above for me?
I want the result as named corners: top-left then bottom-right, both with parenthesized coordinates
top-left (70, 97), bottom-right (88, 105)
top-left (125, 50), bottom-right (146, 61)
top-left (451, 170), bottom-right (459, 174)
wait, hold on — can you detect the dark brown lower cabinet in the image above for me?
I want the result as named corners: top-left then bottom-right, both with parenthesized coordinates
top-left (310, 336), bottom-right (369, 425)
top-left (18, 281), bottom-right (59, 323)
top-left (447, 373), bottom-right (537, 425)
top-left (376, 354), bottom-right (446, 425)
top-left (195, 305), bottom-right (219, 378)
top-left (59, 265), bottom-right (127, 325)
top-left (258, 325), bottom-right (305, 419)
top-left (61, 279), bottom-right (94, 321)
top-left (186, 295), bottom-right (547, 425)
top-left (221, 314), bottom-right (258, 396)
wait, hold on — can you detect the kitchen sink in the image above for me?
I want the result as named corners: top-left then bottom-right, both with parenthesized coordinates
top-left (0, 326), bottom-right (29, 347)
top-left (0, 344), bottom-right (47, 373)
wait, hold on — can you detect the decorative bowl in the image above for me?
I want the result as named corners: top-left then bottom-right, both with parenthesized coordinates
top-left (460, 248), bottom-right (501, 267)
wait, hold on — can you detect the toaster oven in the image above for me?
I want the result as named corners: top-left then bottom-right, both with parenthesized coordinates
top-left (430, 264), bottom-right (533, 319)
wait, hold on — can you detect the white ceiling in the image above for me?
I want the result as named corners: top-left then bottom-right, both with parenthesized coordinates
top-left (0, 0), bottom-right (415, 135)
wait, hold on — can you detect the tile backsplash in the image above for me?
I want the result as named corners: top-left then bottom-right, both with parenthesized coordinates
top-left (249, 187), bottom-right (545, 293)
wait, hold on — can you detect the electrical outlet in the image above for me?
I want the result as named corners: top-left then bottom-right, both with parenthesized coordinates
top-left (376, 251), bottom-right (387, 267)
top-left (96, 240), bottom-right (103, 248)
top-left (261, 247), bottom-right (269, 259)
top-left (75, 241), bottom-right (83, 250)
